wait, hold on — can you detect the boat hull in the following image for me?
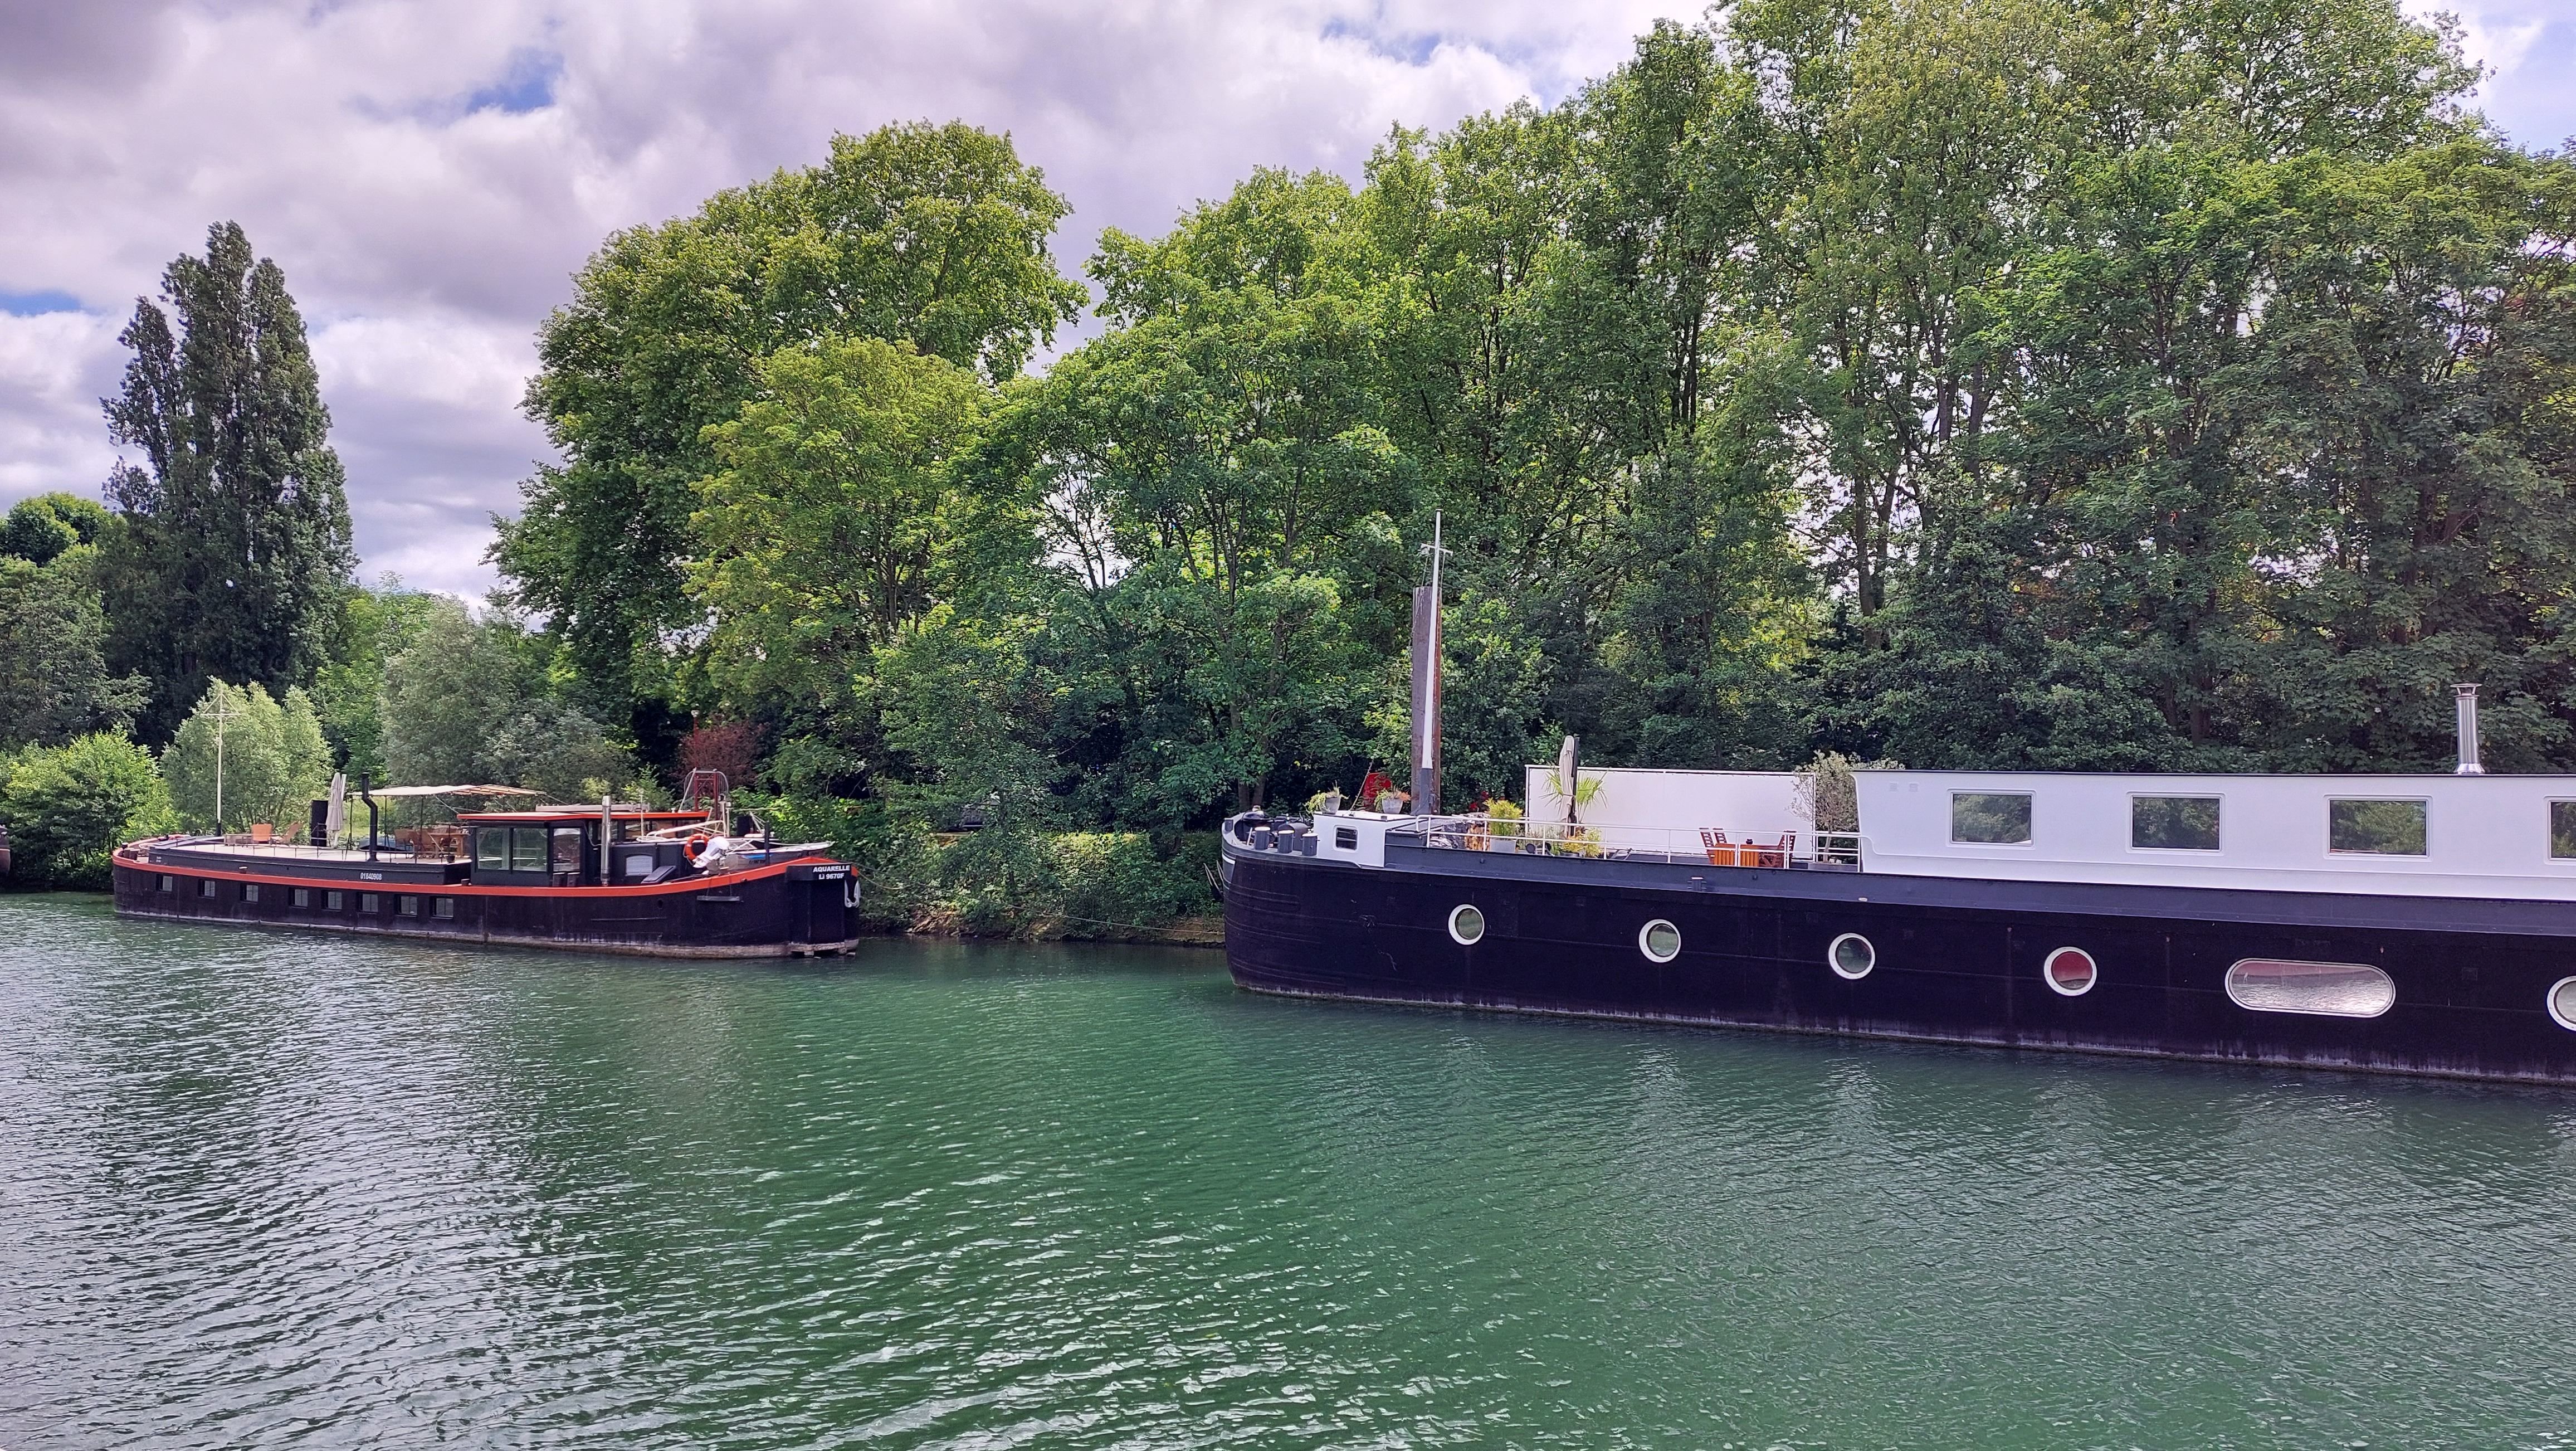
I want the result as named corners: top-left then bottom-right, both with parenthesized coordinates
top-left (112, 849), bottom-right (864, 959)
top-left (1222, 841), bottom-right (2576, 1085)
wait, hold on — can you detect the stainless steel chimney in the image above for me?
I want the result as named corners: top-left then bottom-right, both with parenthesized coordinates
top-left (2455, 684), bottom-right (2484, 775)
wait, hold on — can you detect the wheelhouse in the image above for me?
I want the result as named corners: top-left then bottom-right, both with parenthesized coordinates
top-left (456, 809), bottom-right (718, 887)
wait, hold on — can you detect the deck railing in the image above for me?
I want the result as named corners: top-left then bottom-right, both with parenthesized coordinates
top-left (152, 835), bottom-right (427, 863)
top-left (1406, 815), bottom-right (1862, 870)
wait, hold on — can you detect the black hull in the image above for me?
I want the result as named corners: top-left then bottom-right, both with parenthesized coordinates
top-left (1222, 843), bottom-right (2576, 1085)
top-left (113, 853), bottom-right (863, 959)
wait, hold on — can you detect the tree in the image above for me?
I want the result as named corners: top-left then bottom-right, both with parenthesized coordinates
top-left (1004, 168), bottom-right (1422, 816)
top-left (2, 492), bottom-right (113, 566)
top-left (1, 734), bottom-right (175, 889)
top-left (0, 544), bottom-right (149, 751)
top-left (690, 336), bottom-right (993, 718)
top-left (494, 122), bottom-right (1082, 737)
top-left (309, 577), bottom-right (444, 782)
top-left (162, 679), bottom-right (334, 832)
top-left (379, 600), bottom-right (627, 800)
top-left (99, 221), bottom-right (356, 742)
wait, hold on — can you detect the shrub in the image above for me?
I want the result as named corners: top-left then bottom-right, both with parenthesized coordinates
top-left (1049, 831), bottom-right (1219, 937)
top-left (3, 733), bottom-right (177, 889)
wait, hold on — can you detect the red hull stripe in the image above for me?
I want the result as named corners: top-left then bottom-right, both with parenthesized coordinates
top-left (111, 849), bottom-right (836, 899)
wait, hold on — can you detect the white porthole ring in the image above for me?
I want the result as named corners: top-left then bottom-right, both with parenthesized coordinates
top-left (1638, 919), bottom-right (1681, 963)
top-left (2549, 976), bottom-right (2576, 1032)
top-left (2043, 946), bottom-right (2098, 997)
top-left (1448, 904), bottom-right (1486, 946)
top-left (1828, 932), bottom-right (1875, 980)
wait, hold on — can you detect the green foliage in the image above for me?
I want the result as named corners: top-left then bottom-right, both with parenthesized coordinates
top-left (691, 337), bottom-right (992, 716)
top-left (1, 733), bottom-right (175, 889)
top-left (494, 123), bottom-right (1082, 729)
top-left (460, 0), bottom-right (2574, 877)
top-left (310, 578), bottom-right (444, 781)
top-left (100, 221), bottom-right (356, 742)
top-left (379, 599), bottom-right (627, 800)
top-left (162, 679), bottom-right (333, 832)
top-left (2, 493), bottom-right (111, 564)
top-left (0, 546), bottom-right (149, 750)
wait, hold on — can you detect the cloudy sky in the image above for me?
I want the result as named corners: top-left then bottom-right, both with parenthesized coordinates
top-left (3, 0), bottom-right (2570, 600)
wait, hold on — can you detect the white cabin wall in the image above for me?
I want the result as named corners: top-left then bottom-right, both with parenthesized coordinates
top-left (1856, 771), bottom-right (2576, 901)
top-left (1518, 766), bottom-right (1807, 840)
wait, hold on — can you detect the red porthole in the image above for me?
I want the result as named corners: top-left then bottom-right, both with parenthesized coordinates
top-left (2043, 947), bottom-right (2097, 996)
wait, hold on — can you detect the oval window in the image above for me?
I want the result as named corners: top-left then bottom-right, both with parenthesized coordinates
top-left (1828, 932), bottom-right (1875, 980)
top-left (1448, 904), bottom-right (1486, 946)
top-left (1638, 919), bottom-right (1681, 963)
top-left (2043, 947), bottom-right (2097, 996)
top-left (2548, 977), bottom-right (2576, 1033)
top-left (2225, 958), bottom-right (2395, 1017)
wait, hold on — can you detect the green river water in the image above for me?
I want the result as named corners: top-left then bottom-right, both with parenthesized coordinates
top-left (4, 892), bottom-right (2575, 1448)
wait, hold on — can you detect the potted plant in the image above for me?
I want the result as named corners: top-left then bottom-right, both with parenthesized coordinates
top-left (1484, 799), bottom-right (1523, 851)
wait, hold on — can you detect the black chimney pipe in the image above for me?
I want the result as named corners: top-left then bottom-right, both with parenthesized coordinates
top-left (360, 773), bottom-right (379, 861)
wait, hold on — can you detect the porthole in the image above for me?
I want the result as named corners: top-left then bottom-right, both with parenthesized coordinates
top-left (2548, 977), bottom-right (2576, 1033)
top-left (2043, 947), bottom-right (2097, 996)
top-left (2225, 958), bottom-right (2395, 1018)
top-left (1638, 919), bottom-right (1681, 963)
top-left (1448, 904), bottom-right (1486, 945)
top-left (1828, 932), bottom-right (1875, 980)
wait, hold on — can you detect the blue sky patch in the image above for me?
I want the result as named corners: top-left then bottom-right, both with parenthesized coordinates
top-left (0, 290), bottom-right (84, 316)
top-left (1321, 18), bottom-right (1443, 67)
top-left (465, 48), bottom-right (562, 115)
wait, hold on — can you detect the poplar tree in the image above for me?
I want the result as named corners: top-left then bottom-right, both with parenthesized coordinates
top-left (100, 221), bottom-right (357, 742)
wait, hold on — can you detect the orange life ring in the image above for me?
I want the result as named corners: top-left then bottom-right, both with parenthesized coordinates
top-left (685, 834), bottom-right (710, 857)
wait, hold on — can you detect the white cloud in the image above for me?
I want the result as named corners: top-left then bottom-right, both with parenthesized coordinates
top-left (0, 309), bottom-right (122, 503)
top-left (0, 0), bottom-right (1687, 597)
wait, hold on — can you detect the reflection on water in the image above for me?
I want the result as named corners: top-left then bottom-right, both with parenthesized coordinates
top-left (5, 893), bottom-right (2576, 1448)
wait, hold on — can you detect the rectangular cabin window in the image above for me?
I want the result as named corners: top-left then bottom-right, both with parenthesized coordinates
top-left (475, 829), bottom-right (508, 870)
top-left (2329, 798), bottom-right (2427, 856)
top-left (398, 895), bottom-right (419, 917)
top-left (326, 890), bottom-right (346, 911)
top-left (2551, 801), bottom-right (2576, 859)
top-left (360, 893), bottom-right (380, 913)
top-left (510, 826), bottom-right (549, 873)
top-left (1950, 792), bottom-right (2033, 845)
top-left (243, 883), bottom-right (260, 904)
top-left (158, 874), bottom-right (175, 893)
top-left (2132, 796), bottom-right (2221, 851)
top-left (433, 897), bottom-right (456, 920)
top-left (199, 878), bottom-right (217, 898)
top-left (550, 827), bottom-right (584, 874)
top-left (1335, 827), bottom-right (1358, 850)
top-left (292, 888), bottom-right (311, 908)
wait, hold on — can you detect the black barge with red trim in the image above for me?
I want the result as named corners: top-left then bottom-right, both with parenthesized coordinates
top-left (113, 801), bottom-right (861, 958)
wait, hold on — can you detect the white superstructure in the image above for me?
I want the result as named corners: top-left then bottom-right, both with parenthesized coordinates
top-left (1855, 770), bottom-right (2576, 901)
top-left (1478, 763), bottom-right (2576, 902)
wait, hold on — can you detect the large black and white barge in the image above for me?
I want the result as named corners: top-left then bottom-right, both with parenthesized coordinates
top-left (1222, 720), bottom-right (2576, 1085)
top-left (113, 782), bottom-right (861, 958)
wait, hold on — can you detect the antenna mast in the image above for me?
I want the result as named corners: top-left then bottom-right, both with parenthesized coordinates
top-left (1411, 513), bottom-right (1447, 816)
